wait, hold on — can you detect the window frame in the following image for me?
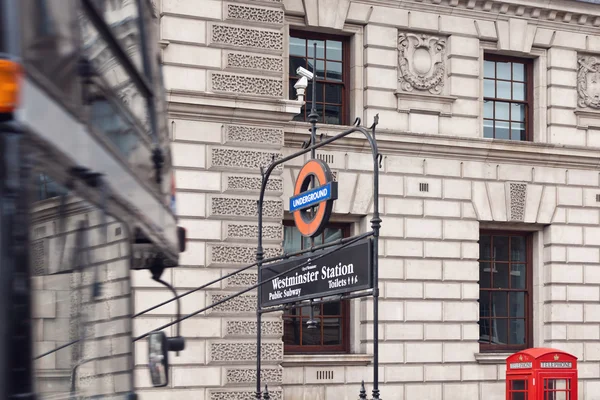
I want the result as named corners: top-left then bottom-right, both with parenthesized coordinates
top-left (281, 220), bottom-right (351, 354)
top-left (478, 229), bottom-right (534, 353)
top-left (288, 29), bottom-right (351, 126)
top-left (483, 54), bottom-right (534, 142)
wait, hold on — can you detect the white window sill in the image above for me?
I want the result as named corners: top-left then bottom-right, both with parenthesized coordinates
top-left (281, 353), bottom-right (372, 367)
top-left (475, 352), bottom-right (512, 364)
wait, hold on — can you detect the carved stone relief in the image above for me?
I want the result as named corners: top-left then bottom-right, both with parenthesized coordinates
top-left (210, 294), bottom-right (257, 313)
top-left (225, 125), bottom-right (283, 146)
top-left (210, 244), bottom-right (282, 264)
top-left (226, 223), bottom-right (282, 241)
top-left (226, 368), bottom-right (283, 384)
top-left (210, 389), bottom-right (282, 400)
top-left (509, 183), bottom-right (527, 222)
top-left (211, 25), bottom-right (283, 51)
top-left (211, 148), bottom-right (283, 171)
top-left (578, 56), bottom-right (600, 109)
top-left (226, 53), bottom-right (283, 72)
top-left (226, 176), bottom-right (283, 192)
top-left (225, 320), bottom-right (283, 336)
top-left (398, 32), bottom-right (447, 95)
top-left (225, 272), bottom-right (258, 288)
top-left (212, 73), bottom-right (283, 97)
top-left (210, 342), bottom-right (283, 362)
top-left (210, 197), bottom-right (282, 219)
top-left (226, 4), bottom-right (284, 24)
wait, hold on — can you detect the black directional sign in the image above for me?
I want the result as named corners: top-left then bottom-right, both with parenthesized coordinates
top-left (260, 239), bottom-right (373, 307)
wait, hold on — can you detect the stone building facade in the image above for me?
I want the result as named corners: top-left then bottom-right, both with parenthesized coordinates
top-left (134, 0), bottom-right (600, 399)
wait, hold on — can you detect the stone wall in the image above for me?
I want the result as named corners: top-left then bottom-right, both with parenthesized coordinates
top-left (147, 0), bottom-right (600, 399)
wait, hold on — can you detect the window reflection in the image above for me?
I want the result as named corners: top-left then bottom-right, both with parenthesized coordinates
top-left (20, 0), bottom-right (81, 108)
top-left (80, 11), bottom-right (150, 135)
top-left (88, 0), bottom-right (144, 72)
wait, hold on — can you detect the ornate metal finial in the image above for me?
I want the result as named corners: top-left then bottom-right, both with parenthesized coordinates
top-left (372, 388), bottom-right (381, 400)
top-left (263, 384), bottom-right (270, 400)
top-left (359, 381), bottom-right (367, 399)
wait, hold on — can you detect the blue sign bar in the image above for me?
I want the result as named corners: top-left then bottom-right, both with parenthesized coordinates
top-left (289, 182), bottom-right (333, 212)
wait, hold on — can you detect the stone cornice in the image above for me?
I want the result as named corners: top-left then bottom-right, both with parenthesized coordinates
top-left (167, 90), bottom-right (303, 124)
top-left (344, 0), bottom-right (600, 34)
top-left (284, 122), bottom-right (600, 170)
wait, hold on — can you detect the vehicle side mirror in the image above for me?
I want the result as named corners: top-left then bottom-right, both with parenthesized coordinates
top-left (148, 331), bottom-right (169, 387)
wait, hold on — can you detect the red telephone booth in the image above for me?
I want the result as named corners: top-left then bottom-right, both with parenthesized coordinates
top-left (506, 348), bottom-right (578, 400)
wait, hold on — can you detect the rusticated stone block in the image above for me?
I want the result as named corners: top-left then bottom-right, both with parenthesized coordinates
top-left (212, 73), bottom-right (283, 97)
top-left (225, 272), bottom-right (257, 288)
top-left (209, 342), bottom-right (283, 362)
top-left (210, 197), bottom-right (282, 219)
top-left (210, 148), bottom-right (283, 171)
top-left (509, 183), bottom-right (527, 221)
top-left (226, 53), bottom-right (283, 73)
top-left (225, 320), bottom-right (283, 336)
top-left (225, 223), bottom-right (282, 241)
top-left (225, 125), bottom-right (283, 146)
top-left (225, 176), bottom-right (282, 193)
top-left (210, 389), bottom-right (282, 400)
top-left (226, 4), bottom-right (284, 24)
top-left (226, 367), bottom-right (283, 384)
top-left (211, 25), bottom-right (283, 51)
top-left (210, 244), bottom-right (282, 265)
top-left (209, 293), bottom-right (257, 313)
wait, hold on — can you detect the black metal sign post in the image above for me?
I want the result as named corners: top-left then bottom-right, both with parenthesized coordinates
top-left (255, 43), bottom-right (382, 399)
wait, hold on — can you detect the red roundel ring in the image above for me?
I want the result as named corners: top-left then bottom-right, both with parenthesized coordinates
top-left (292, 159), bottom-right (336, 238)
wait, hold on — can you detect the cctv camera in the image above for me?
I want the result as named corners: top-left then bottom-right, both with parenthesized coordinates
top-left (296, 66), bottom-right (314, 80)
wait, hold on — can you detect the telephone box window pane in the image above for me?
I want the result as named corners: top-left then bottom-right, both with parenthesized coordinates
top-left (512, 393), bottom-right (526, 400)
top-left (512, 380), bottom-right (527, 390)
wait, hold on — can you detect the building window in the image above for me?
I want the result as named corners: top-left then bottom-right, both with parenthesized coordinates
top-left (288, 31), bottom-right (349, 126)
top-left (282, 222), bottom-right (350, 354)
top-left (483, 55), bottom-right (533, 141)
top-left (479, 231), bottom-right (533, 352)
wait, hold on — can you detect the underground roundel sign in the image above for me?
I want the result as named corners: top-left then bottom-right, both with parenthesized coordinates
top-left (289, 159), bottom-right (338, 238)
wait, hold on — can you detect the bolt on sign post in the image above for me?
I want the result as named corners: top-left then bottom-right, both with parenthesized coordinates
top-left (505, 348), bottom-right (578, 400)
top-left (254, 41), bottom-right (383, 400)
